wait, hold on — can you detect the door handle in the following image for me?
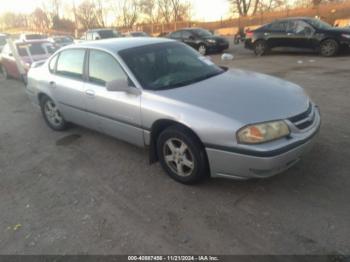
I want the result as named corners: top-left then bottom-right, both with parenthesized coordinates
top-left (85, 89), bottom-right (95, 97)
top-left (287, 33), bottom-right (294, 36)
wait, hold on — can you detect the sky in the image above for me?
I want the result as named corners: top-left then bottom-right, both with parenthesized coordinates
top-left (0, 0), bottom-right (231, 22)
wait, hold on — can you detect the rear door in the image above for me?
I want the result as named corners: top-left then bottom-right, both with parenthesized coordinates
top-left (50, 49), bottom-right (89, 127)
top-left (83, 49), bottom-right (143, 146)
top-left (265, 21), bottom-right (290, 48)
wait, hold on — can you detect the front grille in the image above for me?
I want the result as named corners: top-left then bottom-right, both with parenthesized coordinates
top-left (288, 103), bottom-right (315, 130)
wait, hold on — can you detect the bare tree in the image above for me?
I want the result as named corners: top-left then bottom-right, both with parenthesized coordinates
top-left (140, 0), bottom-right (160, 24)
top-left (230, 0), bottom-right (260, 16)
top-left (76, 0), bottom-right (100, 30)
top-left (31, 8), bottom-right (50, 31)
top-left (158, 0), bottom-right (173, 23)
top-left (117, 0), bottom-right (140, 28)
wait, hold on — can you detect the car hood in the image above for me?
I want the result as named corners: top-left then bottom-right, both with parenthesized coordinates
top-left (156, 69), bottom-right (309, 125)
top-left (321, 27), bottom-right (350, 34)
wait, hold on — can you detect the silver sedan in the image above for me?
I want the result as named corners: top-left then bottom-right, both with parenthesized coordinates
top-left (26, 38), bottom-right (321, 184)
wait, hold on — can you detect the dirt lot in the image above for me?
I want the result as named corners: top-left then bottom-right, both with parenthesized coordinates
top-left (0, 43), bottom-right (349, 255)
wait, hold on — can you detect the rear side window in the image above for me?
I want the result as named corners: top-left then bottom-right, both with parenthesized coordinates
top-left (88, 50), bottom-right (127, 86)
top-left (268, 21), bottom-right (289, 32)
top-left (56, 49), bottom-right (85, 79)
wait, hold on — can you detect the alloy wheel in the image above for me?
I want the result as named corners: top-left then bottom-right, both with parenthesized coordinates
top-left (321, 40), bottom-right (337, 56)
top-left (163, 138), bottom-right (195, 177)
top-left (44, 100), bottom-right (64, 127)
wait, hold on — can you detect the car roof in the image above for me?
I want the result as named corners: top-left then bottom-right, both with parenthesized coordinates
top-left (87, 28), bottom-right (115, 32)
top-left (15, 40), bottom-right (52, 44)
top-left (274, 17), bottom-right (315, 22)
top-left (70, 37), bottom-right (174, 53)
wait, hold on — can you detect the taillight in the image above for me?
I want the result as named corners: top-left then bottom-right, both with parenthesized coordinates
top-left (246, 31), bottom-right (254, 38)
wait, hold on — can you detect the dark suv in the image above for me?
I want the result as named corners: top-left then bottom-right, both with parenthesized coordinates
top-left (168, 28), bottom-right (229, 55)
top-left (245, 17), bottom-right (350, 56)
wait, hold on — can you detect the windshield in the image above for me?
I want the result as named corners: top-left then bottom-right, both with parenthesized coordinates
top-left (25, 34), bottom-right (44, 40)
top-left (119, 42), bottom-right (224, 90)
top-left (308, 19), bottom-right (333, 30)
top-left (99, 30), bottom-right (118, 38)
top-left (17, 42), bottom-right (56, 57)
top-left (193, 29), bottom-right (213, 38)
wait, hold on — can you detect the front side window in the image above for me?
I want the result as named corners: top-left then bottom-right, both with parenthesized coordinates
top-left (182, 31), bottom-right (193, 39)
top-left (192, 29), bottom-right (212, 37)
top-left (56, 49), bottom-right (85, 79)
top-left (88, 50), bottom-right (127, 86)
top-left (293, 21), bottom-right (314, 35)
top-left (119, 42), bottom-right (224, 91)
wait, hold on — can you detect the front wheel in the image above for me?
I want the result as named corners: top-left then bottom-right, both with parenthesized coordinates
top-left (157, 126), bottom-right (209, 184)
top-left (320, 39), bottom-right (339, 57)
top-left (254, 40), bottom-right (268, 56)
top-left (40, 96), bottom-right (68, 131)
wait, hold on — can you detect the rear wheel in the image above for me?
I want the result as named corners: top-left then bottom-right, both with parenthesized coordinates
top-left (157, 125), bottom-right (208, 184)
top-left (0, 64), bottom-right (8, 80)
top-left (254, 40), bottom-right (268, 56)
top-left (40, 96), bottom-right (68, 131)
top-left (320, 39), bottom-right (339, 57)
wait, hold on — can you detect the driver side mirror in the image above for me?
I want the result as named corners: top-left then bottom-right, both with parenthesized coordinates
top-left (106, 78), bottom-right (141, 95)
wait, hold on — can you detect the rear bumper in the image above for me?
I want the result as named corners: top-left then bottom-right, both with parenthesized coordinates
top-left (206, 110), bottom-right (321, 180)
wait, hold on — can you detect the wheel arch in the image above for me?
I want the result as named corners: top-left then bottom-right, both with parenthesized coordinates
top-left (148, 119), bottom-right (207, 164)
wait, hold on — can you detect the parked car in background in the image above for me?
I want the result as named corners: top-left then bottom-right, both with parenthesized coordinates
top-left (26, 38), bottom-right (320, 184)
top-left (0, 33), bottom-right (7, 52)
top-left (126, 31), bottom-right (149, 37)
top-left (167, 28), bottom-right (229, 55)
top-left (20, 33), bottom-right (47, 42)
top-left (48, 35), bottom-right (74, 48)
top-left (0, 40), bottom-right (56, 80)
top-left (245, 17), bottom-right (350, 57)
top-left (80, 29), bottom-right (120, 41)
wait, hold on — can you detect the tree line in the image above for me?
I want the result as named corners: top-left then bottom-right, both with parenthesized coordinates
top-left (0, 0), bottom-right (347, 32)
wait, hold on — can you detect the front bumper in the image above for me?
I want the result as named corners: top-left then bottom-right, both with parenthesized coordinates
top-left (206, 109), bottom-right (321, 180)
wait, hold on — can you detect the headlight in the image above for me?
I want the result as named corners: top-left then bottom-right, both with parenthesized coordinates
top-left (207, 39), bottom-right (216, 44)
top-left (341, 34), bottom-right (350, 39)
top-left (237, 121), bottom-right (290, 144)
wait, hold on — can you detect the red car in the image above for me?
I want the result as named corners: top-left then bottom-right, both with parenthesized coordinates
top-left (0, 40), bottom-right (57, 80)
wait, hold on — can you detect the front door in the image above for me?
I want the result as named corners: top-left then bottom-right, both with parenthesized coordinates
top-left (83, 49), bottom-right (143, 146)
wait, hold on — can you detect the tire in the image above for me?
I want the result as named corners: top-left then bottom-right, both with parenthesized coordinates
top-left (254, 40), bottom-right (268, 56)
top-left (198, 44), bottom-right (207, 55)
top-left (157, 125), bottom-right (209, 184)
top-left (0, 64), bottom-right (8, 80)
top-left (320, 39), bottom-right (339, 57)
top-left (40, 96), bottom-right (68, 131)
